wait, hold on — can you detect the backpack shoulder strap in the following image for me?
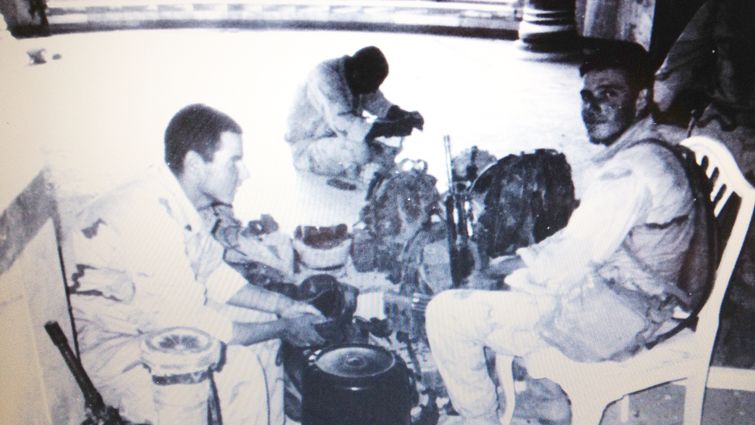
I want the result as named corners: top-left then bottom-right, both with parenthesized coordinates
top-left (636, 138), bottom-right (719, 347)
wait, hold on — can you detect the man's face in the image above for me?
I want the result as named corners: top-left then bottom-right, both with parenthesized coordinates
top-left (580, 68), bottom-right (638, 146)
top-left (198, 131), bottom-right (248, 205)
top-left (350, 68), bottom-right (387, 95)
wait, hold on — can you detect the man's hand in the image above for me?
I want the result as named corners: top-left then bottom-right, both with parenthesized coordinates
top-left (405, 111), bottom-right (424, 131)
top-left (367, 118), bottom-right (415, 140)
top-left (385, 106), bottom-right (424, 131)
top-left (284, 315), bottom-right (328, 347)
top-left (504, 268), bottom-right (554, 296)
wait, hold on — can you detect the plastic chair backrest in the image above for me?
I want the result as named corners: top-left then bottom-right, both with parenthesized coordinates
top-left (680, 136), bottom-right (755, 346)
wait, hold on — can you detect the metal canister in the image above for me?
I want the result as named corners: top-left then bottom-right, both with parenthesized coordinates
top-left (140, 327), bottom-right (221, 425)
top-left (302, 344), bottom-right (413, 425)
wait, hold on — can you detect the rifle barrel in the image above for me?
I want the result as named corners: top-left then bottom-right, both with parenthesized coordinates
top-left (443, 135), bottom-right (454, 192)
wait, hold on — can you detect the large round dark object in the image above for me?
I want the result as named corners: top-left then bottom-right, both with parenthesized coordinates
top-left (472, 149), bottom-right (577, 259)
top-left (302, 344), bottom-right (413, 425)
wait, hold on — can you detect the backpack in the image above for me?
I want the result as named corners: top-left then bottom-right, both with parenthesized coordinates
top-left (473, 149), bottom-right (578, 259)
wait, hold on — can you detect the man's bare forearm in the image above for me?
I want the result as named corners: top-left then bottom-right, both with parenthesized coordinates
top-left (226, 284), bottom-right (295, 315)
top-left (230, 315), bottom-right (326, 347)
top-left (229, 318), bottom-right (290, 345)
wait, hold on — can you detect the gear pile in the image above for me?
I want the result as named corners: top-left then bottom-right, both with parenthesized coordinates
top-left (474, 149), bottom-right (578, 259)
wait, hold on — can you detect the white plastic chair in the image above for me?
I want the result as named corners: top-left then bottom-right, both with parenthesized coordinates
top-left (496, 135), bottom-right (755, 425)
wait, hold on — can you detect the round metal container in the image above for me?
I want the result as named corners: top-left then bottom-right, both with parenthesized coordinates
top-left (140, 327), bottom-right (222, 425)
top-left (140, 327), bottom-right (220, 379)
top-left (302, 344), bottom-right (413, 425)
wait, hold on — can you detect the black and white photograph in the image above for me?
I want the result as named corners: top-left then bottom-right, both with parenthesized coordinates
top-left (1, 0), bottom-right (753, 424)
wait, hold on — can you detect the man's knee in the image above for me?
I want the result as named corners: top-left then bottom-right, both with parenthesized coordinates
top-left (292, 143), bottom-right (314, 172)
top-left (215, 346), bottom-right (273, 425)
top-left (291, 137), bottom-right (370, 176)
top-left (330, 141), bottom-right (370, 175)
top-left (102, 367), bottom-right (158, 423)
top-left (351, 141), bottom-right (371, 165)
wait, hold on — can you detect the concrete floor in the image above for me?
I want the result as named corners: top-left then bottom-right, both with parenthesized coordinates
top-left (1, 28), bottom-right (752, 424)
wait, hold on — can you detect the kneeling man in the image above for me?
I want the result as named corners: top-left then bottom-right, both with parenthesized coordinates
top-left (285, 46), bottom-right (424, 179)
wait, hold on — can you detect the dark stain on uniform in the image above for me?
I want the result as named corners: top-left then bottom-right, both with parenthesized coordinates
top-left (81, 219), bottom-right (106, 239)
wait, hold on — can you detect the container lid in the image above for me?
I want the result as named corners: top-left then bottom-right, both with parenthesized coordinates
top-left (315, 345), bottom-right (395, 378)
top-left (140, 327), bottom-right (221, 376)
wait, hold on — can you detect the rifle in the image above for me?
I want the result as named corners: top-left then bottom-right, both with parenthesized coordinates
top-left (44, 321), bottom-right (130, 425)
top-left (443, 135), bottom-right (475, 287)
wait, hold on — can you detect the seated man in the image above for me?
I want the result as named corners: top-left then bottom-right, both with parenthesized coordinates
top-left (285, 45), bottom-right (424, 180)
top-left (67, 104), bottom-right (325, 425)
top-left (425, 44), bottom-right (709, 424)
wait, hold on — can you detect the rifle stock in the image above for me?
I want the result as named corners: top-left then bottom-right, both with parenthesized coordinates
top-left (44, 321), bottom-right (128, 425)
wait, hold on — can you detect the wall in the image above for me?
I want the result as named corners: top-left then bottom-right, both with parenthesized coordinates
top-left (0, 163), bottom-right (85, 424)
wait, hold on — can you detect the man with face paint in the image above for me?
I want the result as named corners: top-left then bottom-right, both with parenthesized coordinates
top-left (425, 44), bottom-right (705, 425)
top-left (579, 43), bottom-right (689, 149)
top-left (580, 63), bottom-right (646, 145)
top-left (285, 46), bottom-right (424, 180)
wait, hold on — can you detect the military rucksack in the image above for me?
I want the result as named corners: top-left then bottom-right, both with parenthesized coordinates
top-left (473, 149), bottom-right (579, 260)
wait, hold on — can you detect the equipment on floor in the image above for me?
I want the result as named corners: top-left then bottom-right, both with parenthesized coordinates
top-left (443, 135), bottom-right (475, 287)
top-left (302, 344), bottom-right (415, 425)
top-left (139, 327), bottom-right (222, 425)
top-left (473, 148), bottom-right (577, 261)
top-left (352, 158), bottom-right (441, 284)
top-left (280, 273), bottom-right (367, 422)
top-left (293, 224), bottom-right (352, 270)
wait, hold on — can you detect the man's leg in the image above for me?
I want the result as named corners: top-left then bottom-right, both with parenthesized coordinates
top-left (214, 342), bottom-right (284, 425)
top-left (253, 339), bottom-right (285, 425)
top-left (79, 335), bottom-right (159, 424)
top-left (291, 136), bottom-right (370, 177)
top-left (425, 289), bottom-right (550, 423)
top-left (211, 303), bottom-right (285, 425)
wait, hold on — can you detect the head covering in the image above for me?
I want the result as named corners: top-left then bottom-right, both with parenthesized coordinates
top-left (580, 41), bottom-right (653, 91)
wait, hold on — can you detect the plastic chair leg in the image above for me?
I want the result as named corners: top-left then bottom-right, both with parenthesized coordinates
top-left (619, 394), bottom-right (630, 423)
top-left (494, 355), bottom-right (516, 425)
top-left (569, 395), bottom-right (607, 425)
top-left (683, 375), bottom-right (706, 425)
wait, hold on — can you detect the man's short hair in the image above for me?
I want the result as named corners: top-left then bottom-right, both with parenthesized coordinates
top-left (579, 42), bottom-right (653, 92)
top-left (351, 46), bottom-right (389, 81)
top-left (164, 104), bottom-right (242, 175)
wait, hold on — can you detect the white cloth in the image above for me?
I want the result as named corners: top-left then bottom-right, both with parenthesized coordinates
top-left (426, 134), bottom-right (695, 419)
top-left (285, 56), bottom-right (394, 176)
top-left (68, 165), bottom-right (282, 424)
